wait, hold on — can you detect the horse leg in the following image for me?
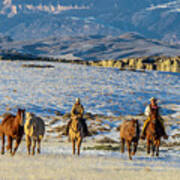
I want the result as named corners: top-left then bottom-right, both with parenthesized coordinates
top-left (12, 136), bottom-right (22, 156)
top-left (6, 136), bottom-right (13, 153)
top-left (132, 141), bottom-right (138, 156)
top-left (1, 133), bottom-right (5, 155)
top-left (121, 138), bottom-right (125, 153)
top-left (77, 138), bottom-right (82, 156)
top-left (72, 139), bottom-right (75, 155)
top-left (147, 138), bottom-right (151, 154)
top-left (26, 135), bottom-right (31, 155)
top-left (37, 138), bottom-right (41, 154)
top-left (32, 139), bottom-right (37, 155)
top-left (152, 142), bottom-right (155, 157)
top-left (126, 141), bottom-right (132, 160)
top-left (156, 139), bottom-right (160, 157)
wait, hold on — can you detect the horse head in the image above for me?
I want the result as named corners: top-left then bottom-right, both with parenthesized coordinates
top-left (150, 109), bottom-right (158, 122)
top-left (71, 115), bottom-right (84, 134)
top-left (17, 109), bottom-right (26, 126)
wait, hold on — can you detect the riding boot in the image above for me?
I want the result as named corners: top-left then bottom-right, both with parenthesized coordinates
top-left (66, 119), bottom-right (72, 135)
top-left (140, 129), bottom-right (146, 140)
top-left (141, 117), bottom-right (151, 140)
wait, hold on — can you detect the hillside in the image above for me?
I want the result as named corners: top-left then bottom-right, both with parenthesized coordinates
top-left (1, 33), bottom-right (180, 61)
top-left (0, 0), bottom-right (180, 43)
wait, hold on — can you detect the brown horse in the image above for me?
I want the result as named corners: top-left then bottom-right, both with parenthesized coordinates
top-left (0, 109), bottom-right (25, 155)
top-left (69, 116), bottom-right (84, 155)
top-left (145, 113), bottom-right (164, 157)
top-left (120, 119), bottom-right (140, 160)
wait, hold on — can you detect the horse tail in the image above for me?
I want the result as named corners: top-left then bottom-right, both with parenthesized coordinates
top-left (0, 124), bottom-right (3, 136)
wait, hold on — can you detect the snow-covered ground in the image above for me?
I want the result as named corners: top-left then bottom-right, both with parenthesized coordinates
top-left (0, 141), bottom-right (180, 180)
top-left (0, 60), bottom-right (179, 140)
top-left (0, 60), bottom-right (180, 177)
top-left (0, 60), bottom-right (179, 117)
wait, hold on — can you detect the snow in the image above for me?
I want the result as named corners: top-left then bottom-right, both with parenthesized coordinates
top-left (0, 61), bottom-right (179, 142)
top-left (0, 61), bottom-right (179, 118)
top-left (0, 60), bottom-right (178, 144)
top-left (0, 60), bottom-right (179, 177)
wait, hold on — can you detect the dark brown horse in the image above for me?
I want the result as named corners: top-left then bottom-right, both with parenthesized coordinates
top-left (0, 109), bottom-right (25, 155)
top-left (120, 119), bottom-right (140, 160)
top-left (145, 112), bottom-right (164, 157)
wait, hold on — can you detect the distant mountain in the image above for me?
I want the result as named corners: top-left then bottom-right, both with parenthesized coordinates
top-left (1, 33), bottom-right (180, 60)
top-left (0, 35), bottom-right (13, 43)
top-left (0, 0), bottom-right (180, 43)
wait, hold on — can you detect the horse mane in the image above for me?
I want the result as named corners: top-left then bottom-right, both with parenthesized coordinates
top-left (147, 113), bottom-right (164, 138)
top-left (71, 116), bottom-right (85, 138)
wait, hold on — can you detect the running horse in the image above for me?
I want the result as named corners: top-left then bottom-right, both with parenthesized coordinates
top-left (69, 116), bottom-right (84, 155)
top-left (0, 109), bottom-right (25, 155)
top-left (145, 111), bottom-right (164, 157)
top-left (120, 119), bottom-right (140, 160)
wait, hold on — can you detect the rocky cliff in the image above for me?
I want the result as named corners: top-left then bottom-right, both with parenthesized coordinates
top-left (64, 56), bottom-right (180, 73)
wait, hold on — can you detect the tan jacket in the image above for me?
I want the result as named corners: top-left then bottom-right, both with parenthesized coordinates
top-left (71, 103), bottom-right (84, 119)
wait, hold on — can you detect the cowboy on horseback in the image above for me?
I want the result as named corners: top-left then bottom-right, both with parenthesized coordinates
top-left (66, 98), bottom-right (88, 136)
top-left (141, 97), bottom-right (168, 140)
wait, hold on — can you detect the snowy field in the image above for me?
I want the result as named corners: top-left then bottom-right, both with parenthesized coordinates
top-left (0, 60), bottom-right (179, 117)
top-left (0, 60), bottom-right (179, 179)
top-left (0, 141), bottom-right (180, 180)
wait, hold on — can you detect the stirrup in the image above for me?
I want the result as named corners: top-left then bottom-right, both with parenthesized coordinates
top-left (140, 134), bottom-right (145, 140)
top-left (163, 134), bottom-right (168, 140)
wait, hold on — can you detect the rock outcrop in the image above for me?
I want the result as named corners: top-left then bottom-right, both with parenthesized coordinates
top-left (70, 56), bottom-right (180, 73)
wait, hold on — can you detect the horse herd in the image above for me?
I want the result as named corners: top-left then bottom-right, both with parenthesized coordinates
top-left (0, 108), bottom-right (166, 160)
top-left (0, 109), bottom-right (45, 156)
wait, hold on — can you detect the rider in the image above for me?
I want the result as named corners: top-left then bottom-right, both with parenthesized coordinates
top-left (141, 97), bottom-right (168, 140)
top-left (71, 97), bottom-right (84, 119)
top-left (66, 98), bottom-right (88, 136)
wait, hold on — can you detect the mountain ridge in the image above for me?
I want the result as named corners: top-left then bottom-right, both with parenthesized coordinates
top-left (0, 0), bottom-right (180, 42)
top-left (0, 32), bottom-right (180, 61)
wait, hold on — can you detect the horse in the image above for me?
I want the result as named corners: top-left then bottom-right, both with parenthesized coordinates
top-left (145, 112), bottom-right (164, 157)
top-left (24, 112), bottom-right (45, 155)
top-left (120, 119), bottom-right (140, 160)
top-left (0, 108), bottom-right (25, 155)
top-left (69, 116), bottom-right (85, 155)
